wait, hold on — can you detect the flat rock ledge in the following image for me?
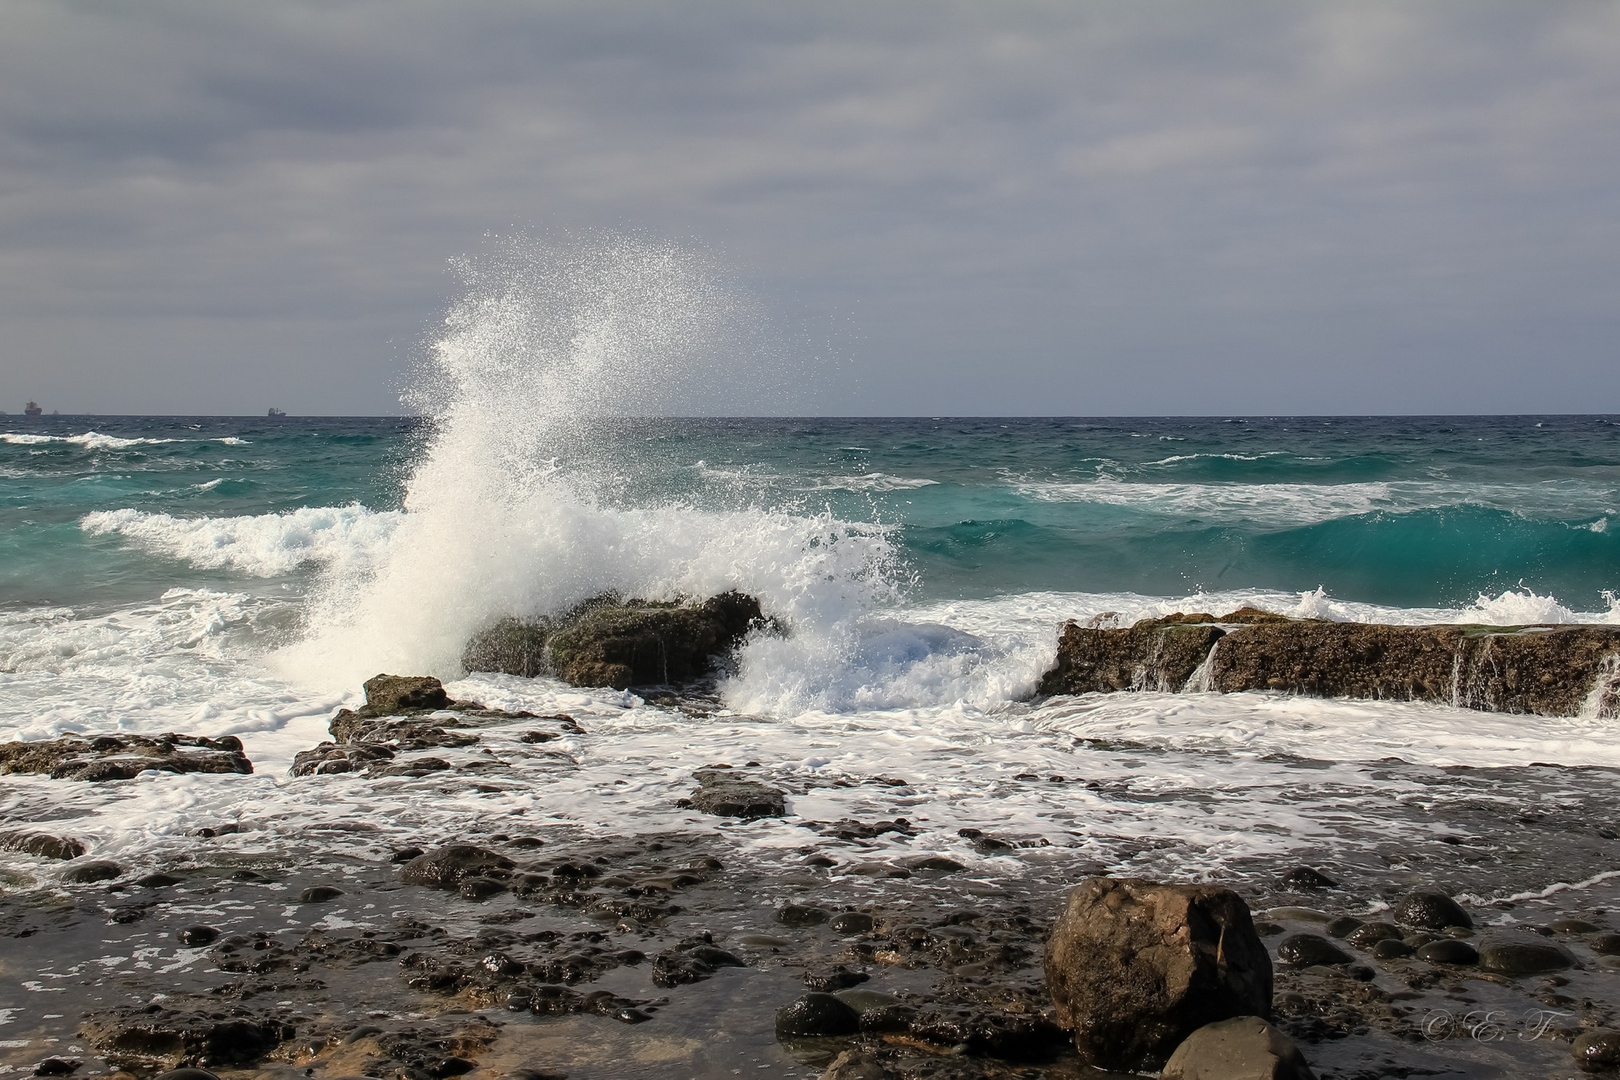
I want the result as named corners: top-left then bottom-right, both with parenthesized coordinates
top-left (462, 591), bottom-right (774, 690)
top-left (1038, 609), bottom-right (1620, 717)
top-left (0, 733), bottom-right (252, 781)
top-left (293, 674), bottom-right (566, 778)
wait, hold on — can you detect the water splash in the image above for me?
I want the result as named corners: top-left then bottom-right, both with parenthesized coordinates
top-left (277, 235), bottom-right (897, 693)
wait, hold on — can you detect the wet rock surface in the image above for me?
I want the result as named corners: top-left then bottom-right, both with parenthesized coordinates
top-left (11, 675), bottom-right (1620, 1080)
top-left (462, 591), bottom-right (772, 689)
top-left (0, 733), bottom-right (252, 780)
top-left (1038, 611), bottom-right (1620, 716)
top-left (1162, 1015), bottom-right (1318, 1080)
top-left (1038, 617), bottom-right (1226, 695)
top-left (1044, 877), bottom-right (1273, 1071)
top-left (684, 768), bottom-right (788, 819)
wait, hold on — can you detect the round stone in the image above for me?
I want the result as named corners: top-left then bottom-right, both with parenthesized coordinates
top-left (61, 860), bottom-right (124, 884)
top-left (774, 993), bottom-right (860, 1038)
top-left (1372, 939), bottom-right (1414, 960)
top-left (299, 886), bottom-right (343, 903)
top-left (153, 1071), bottom-right (222, 1080)
top-left (1573, 1029), bottom-right (1620, 1071)
top-left (1325, 916), bottom-right (1362, 938)
top-left (1590, 933), bottom-right (1620, 955)
top-left (1477, 939), bottom-right (1573, 975)
top-left (1394, 889), bottom-right (1472, 930)
top-left (1275, 933), bottom-right (1352, 967)
top-left (1346, 922), bottom-right (1403, 949)
top-left (1550, 919), bottom-right (1603, 934)
top-left (1416, 939), bottom-right (1478, 965)
top-left (176, 925), bottom-right (219, 947)
top-left (1281, 866), bottom-right (1339, 890)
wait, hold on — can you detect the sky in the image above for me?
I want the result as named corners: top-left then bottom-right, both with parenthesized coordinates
top-left (1, 1), bottom-right (1618, 417)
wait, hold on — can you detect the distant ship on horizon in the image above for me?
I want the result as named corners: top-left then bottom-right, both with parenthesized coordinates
top-left (24, 401), bottom-right (41, 417)
top-left (268, 407), bottom-right (287, 418)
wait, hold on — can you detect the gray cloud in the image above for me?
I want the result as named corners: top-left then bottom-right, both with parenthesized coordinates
top-left (1, 0), bottom-right (1617, 414)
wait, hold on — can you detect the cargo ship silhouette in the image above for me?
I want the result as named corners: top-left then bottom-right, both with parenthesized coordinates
top-left (24, 401), bottom-right (41, 417)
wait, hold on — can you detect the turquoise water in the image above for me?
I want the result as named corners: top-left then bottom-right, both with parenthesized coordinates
top-left (4, 413), bottom-right (1617, 614)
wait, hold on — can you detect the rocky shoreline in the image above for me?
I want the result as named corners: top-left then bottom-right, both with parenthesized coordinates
top-left (5, 597), bottom-right (1620, 1078)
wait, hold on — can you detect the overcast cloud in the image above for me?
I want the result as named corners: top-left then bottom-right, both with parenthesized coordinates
top-left (2, 1), bottom-right (1618, 415)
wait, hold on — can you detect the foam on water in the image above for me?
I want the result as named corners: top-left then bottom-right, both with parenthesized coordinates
top-left (82, 505), bottom-right (400, 578)
top-left (1017, 477), bottom-right (1618, 526)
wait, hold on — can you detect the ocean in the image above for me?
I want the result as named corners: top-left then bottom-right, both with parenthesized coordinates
top-left (3, 408), bottom-right (1620, 1076)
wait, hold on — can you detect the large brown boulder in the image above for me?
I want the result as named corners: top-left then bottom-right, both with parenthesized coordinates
top-left (1044, 877), bottom-right (1273, 1072)
top-left (463, 591), bottom-right (772, 690)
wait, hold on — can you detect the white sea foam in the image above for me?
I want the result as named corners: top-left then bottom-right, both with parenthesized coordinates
top-left (1, 432), bottom-right (176, 449)
top-left (1016, 478), bottom-right (1618, 526)
top-left (81, 504), bottom-right (400, 578)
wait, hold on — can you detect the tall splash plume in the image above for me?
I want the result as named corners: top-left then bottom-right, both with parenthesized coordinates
top-left (279, 235), bottom-right (899, 692)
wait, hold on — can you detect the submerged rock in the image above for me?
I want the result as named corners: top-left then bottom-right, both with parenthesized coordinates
top-left (400, 844), bottom-right (516, 888)
top-left (462, 591), bottom-right (772, 689)
top-left (775, 993), bottom-right (861, 1037)
top-left (61, 859), bottom-right (124, 883)
top-left (1161, 1015), bottom-right (1317, 1080)
top-left (0, 733), bottom-right (252, 781)
top-left (684, 768), bottom-right (786, 819)
top-left (0, 831), bottom-right (86, 860)
top-left (80, 1004), bottom-right (293, 1070)
top-left (1044, 876), bottom-right (1273, 1072)
top-left (1037, 612), bottom-right (1620, 717)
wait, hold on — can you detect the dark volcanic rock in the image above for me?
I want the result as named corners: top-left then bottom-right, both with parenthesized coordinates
top-left (775, 993), bottom-right (861, 1038)
top-left (651, 938), bottom-right (746, 987)
top-left (1394, 889), bottom-right (1473, 930)
top-left (1345, 922), bottom-right (1403, 949)
top-left (1161, 1015), bottom-right (1317, 1080)
top-left (685, 768), bottom-right (786, 819)
top-left (1574, 1029), bottom-right (1620, 1073)
top-left (1276, 934), bottom-right (1352, 968)
top-left (1477, 938), bottom-right (1573, 975)
top-left (61, 860), bottom-right (123, 883)
top-left (326, 717), bottom-right (480, 751)
top-left (0, 733), bottom-right (252, 780)
top-left (401, 844), bottom-right (517, 888)
top-left (0, 831), bottom-right (86, 860)
top-left (1038, 616), bottom-right (1226, 695)
top-left (462, 591), bottom-right (771, 689)
top-left (80, 1003), bottom-right (293, 1070)
top-left (1044, 876), bottom-right (1273, 1072)
top-left (289, 741), bottom-right (395, 776)
top-left (1415, 939), bottom-right (1478, 966)
top-left (1280, 866), bottom-right (1338, 891)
